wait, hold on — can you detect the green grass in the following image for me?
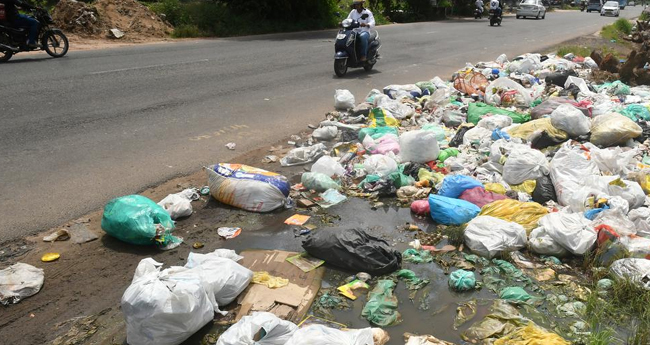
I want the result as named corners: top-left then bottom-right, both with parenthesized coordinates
top-left (640, 11), bottom-right (650, 21)
top-left (442, 225), bottom-right (465, 247)
top-left (601, 18), bottom-right (633, 41)
top-left (614, 18), bottom-right (633, 35)
top-left (557, 45), bottom-right (592, 58)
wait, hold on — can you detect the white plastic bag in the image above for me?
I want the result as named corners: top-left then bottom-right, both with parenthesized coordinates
top-left (285, 325), bottom-right (375, 345)
top-left (502, 146), bottom-right (549, 185)
top-left (550, 104), bottom-right (591, 137)
top-left (313, 126), bottom-right (338, 141)
top-left (628, 207), bottom-right (650, 237)
top-left (363, 154), bottom-right (398, 177)
top-left (584, 143), bottom-right (637, 175)
top-left (185, 250), bottom-right (253, 308)
top-left (0, 263), bottom-right (44, 305)
top-left (538, 211), bottom-right (596, 255)
top-left (399, 130), bottom-right (440, 163)
top-left (311, 156), bottom-right (346, 177)
top-left (607, 179), bottom-right (646, 210)
top-left (281, 143), bottom-right (327, 166)
top-left (335, 90), bottom-right (355, 110)
top-left (122, 259), bottom-right (214, 345)
top-left (464, 216), bottom-right (527, 258)
top-left (158, 188), bottom-right (199, 220)
top-left (485, 77), bottom-right (532, 107)
top-left (592, 210), bottom-right (637, 236)
top-left (206, 164), bottom-right (290, 213)
top-left (216, 312), bottom-right (298, 345)
top-left (528, 227), bottom-right (569, 257)
top-left (477, 115), bottom-right (513, 131)
top-left (564, 76), bottom-right (593, 95)
top-left (550, 143), bottom-right (600, 206)
top-left (462, 126), bottom-right (492, 146)
top-left (590, 113), bottom-right (643, 147)
top-left (374, 94), bottom-right (415, 119)
top-left (610, 258), bottom-right (650, 290)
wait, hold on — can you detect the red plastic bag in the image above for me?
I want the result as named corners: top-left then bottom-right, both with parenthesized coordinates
top-left (459, 187), bottom-right (507, 208)
top-left (410, 199), bottom-right (430, 215)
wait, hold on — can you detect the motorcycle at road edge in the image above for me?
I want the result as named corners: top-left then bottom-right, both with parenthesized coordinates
top-left (0, 7), bottom-right (69, 62)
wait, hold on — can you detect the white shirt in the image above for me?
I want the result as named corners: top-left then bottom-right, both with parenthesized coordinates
top-left (490, 0), bottom-right (500, 9)
top-left (347, 8), bottom-right (375, 32)
top-left (476, 0), bottom-right (484, 8)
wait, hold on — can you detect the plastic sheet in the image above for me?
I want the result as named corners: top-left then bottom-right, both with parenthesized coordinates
top-left (399, 130), bottom-right (441, 164)
top-left (361, 279), bottom-right (402, 327)
top-left (281, 144), bottom-right (327, 166)
top-left (493, 322), bottom-right (570, 345)
top-left (0, 263), bottom-right (44, 305)
top-left (467, 102), bottom-right (529, 125)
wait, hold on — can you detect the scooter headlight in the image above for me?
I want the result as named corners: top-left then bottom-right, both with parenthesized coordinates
top-left (336, 33), bottom-right (346, 40)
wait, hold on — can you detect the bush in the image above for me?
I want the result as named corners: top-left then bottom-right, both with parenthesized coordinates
top-left (614, 18), bottom-right (633, 35)
top-left (172, 24), bottom-right (202, 37)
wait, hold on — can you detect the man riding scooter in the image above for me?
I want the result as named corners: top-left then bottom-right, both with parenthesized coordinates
top-left (346, 0), bottom-right (375, 62)
top-left (0, 0), bottom-right (39, 49)
top-left (490, 0), bottom-right (503, 18)
top-left (475, 0), bottom-right (485, 17)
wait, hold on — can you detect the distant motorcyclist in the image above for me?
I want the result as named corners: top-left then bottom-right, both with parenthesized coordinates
top-left (475, 0), bottom-right (485, 14)
top-left (0, 0), bottom-right (39, 49)
top-left (346, 0), bottom-right (375, 62)
top-left (490, 0), bottom-right (502, 17)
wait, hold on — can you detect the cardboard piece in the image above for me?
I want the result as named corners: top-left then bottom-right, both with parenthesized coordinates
top-left (234, 250), bottom-right (324, 323)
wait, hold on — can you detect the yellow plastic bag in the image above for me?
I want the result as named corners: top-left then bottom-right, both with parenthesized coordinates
top-left (494, 322), bottom-right (570, 345)
top-left (369, 107), bottom-right (399, 128)
top-left (479, 199), bottom-right (548, 232)
top-left (484, 183), bottom-right (507, 195)
top-left (252, 271), bottom-right (289, 289)
top-left (510, 180), bottom-right (537, 194)
top-left (507, 118), bottom-right (568, 141)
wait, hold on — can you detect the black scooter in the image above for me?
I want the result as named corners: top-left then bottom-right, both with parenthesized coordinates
top-left (333, 16), bottom-right (381, 77)
top-left (489, 9), bottom-right (502, 26)
top-left (475, 7), bottom-right (484, 18)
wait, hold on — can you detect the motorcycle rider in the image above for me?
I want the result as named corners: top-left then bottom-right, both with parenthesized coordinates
top-left (346, 0), bottom-right (375, 62)
top-left (0, 0), bottom-right (38, 49)
top-left (490, 0), bottom-right (502, 18)
top-left (475, 0), bottom-right (485, 15)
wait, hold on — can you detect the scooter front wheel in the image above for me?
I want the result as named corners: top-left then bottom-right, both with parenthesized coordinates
top-left (334, 59), bottom-right (347, 77)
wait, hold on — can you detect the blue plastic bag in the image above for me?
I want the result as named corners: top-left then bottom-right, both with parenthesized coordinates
top-left (101, 195), bottom-right (180, 247)
top-left (491, 128), bottom-right (511, 141)
top-left (429, 194), bottom-right (481, 225)
top-left (438, 175), bottom-right (483, 198)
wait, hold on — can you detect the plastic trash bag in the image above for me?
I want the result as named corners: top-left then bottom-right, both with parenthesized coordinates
top-left (619, 104), bottom-right (650, 122)
top-left (101, 195), bottom-right (179, 247)
top-left (311, 156), bottom-right (346, 177)
top-left (285, 325), bottom-right (379, 345)
top-left (485, 77), bottom-right (532, 107)
top-left (609, 258), bottom-right (650, 290)
top-left (184, 250), bottom-right (253, 308)
top-left (528, 227), bottom-right (569, 257)
top-left (335, 89), bottom-right (355, 110)
top-left (383, 84), bottom-right (422, 100)
top-left (438, 175), bottom-right (483, 198)
top-left (404, 333), bottom-right (455, 345)
top-left (410, 199), bottom-right (430, 215)
top-left (399, 130), bottom-right (440, 164)
top-left (628, 207), bottom-right (650, 237)
top-left (429, 194), bottom-right (480, 225)
top-left (0, 263), bottom-right (44, 305)
top-left (363, 154), bottom-right (399, 177)
top-left (507, 118), bottom-right (568, 144)
top-left (477, 115), bottom-right (513, 131)
top-left (590, 113), bottom-right (642, 147)
top-left (301, 172), bottom-right (341, 192)
top-left (358, 126), bottom-right (399, 142)
top-left (216, 312), bottom-right (298, 345)
top-left (281, 143), bottom-right (327, 166)
top-left (122, 259), bottom-right (214, 345)
top-left (373, 96), bottom-right (414, 120)
top-left (449, 269), bottom-right (476, 291)
top-left (462, 299), bottom-right (526, 342)
top-left (502, 147), bottom-right (549, 185)
top-left (532, 174), bottom-right (557, 204)
top-left (302, 228), bottom-right (402, 276)
top-left (550, 104), bottom-right (591, 137)
top-left (479, 199), bottom-right (548, 232)
top-left (206, 164), bottom-right (290, 212)
top-left (313, 126), bottom-right (339, 141)
top-left (459, 187), bottom-right (507, 208)
top-left (494, 322), bottom-right (570, 345)
top-left (158, 189), bottom-right (199, 220)
top-left (361, 279), bottom-right (402, 327)
top-left (464, 216), bottom-right (527, 258)
top-left (530, 97), bottom-right (589, 120)
top-left (438, 148), bottom-right (459, 163)
top-left (442, 109), bottom-right (466, 128)
top-left (584, 143), bottom-right (637, 175)
top-left (462, 126), bottom-right (492, 146)
top-left (499, 286), bottom-right (531, 302)
top-left (550, 143), bottom-right (600, 206)
top-left (365, 134), bottom-right (400, 155)
top-left (538, 211), bottom-right (596, 255)
top-left (467, 102), bottom-right (529, 125)
top-left (421, 123), bottom-right (448, 144)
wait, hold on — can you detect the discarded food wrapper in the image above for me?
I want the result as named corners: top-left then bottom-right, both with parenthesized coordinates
top-left (217, 227), bottom-right (242, 239)
top-left (316, 189), bottom-right (347, 208)
top-left (286, 252), bottom-right (325, 272)
top-left (263, 155), bottom-right (279, 163)
top-left (43, 229), bottom-right (70, 242)
top-left (285, 214), bottom-right (311, 226)
top-left (199, 186), bottom-right (210, 195)
top-left (192, 242), bottom-right (204, 249)
top-left (41, 253), bottom-right (60, 262)
top-left (0, 263), bottom-right (44, 305)
top-left (337, 279), bottom-right (370, 300)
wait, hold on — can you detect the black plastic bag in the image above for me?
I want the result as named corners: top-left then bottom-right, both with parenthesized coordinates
top-left (532, 174), bottom-right (557, 204)
top-left (530, 130), bottom-right (567, 150)
top-left (302, 228), bottom-right (402, 276)
top-left (449, 125), bottom-right (472, 147)
top-left (544, 70), bottom-right (577, 87)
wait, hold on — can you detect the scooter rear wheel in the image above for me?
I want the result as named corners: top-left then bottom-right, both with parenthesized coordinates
top-left (334, 59), bottom-right (347, 77)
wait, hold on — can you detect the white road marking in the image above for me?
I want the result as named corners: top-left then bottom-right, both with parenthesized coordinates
top-left (90, 59), bottom-right (210, 75)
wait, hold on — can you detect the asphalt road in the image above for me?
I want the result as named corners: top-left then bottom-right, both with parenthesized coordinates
top-left (0, 7), bottom-right (643, 242)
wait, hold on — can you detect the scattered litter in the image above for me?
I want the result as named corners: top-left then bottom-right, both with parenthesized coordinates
top-left (286, 252), bottom-right (325, 272)
top-left (252, 271), bottom-right (289, 289)
top-left (0, 263), bottom-right (44, 305)
top-left (337, 279), bottom-right (370, 300)
top-left (225, 142), bottom-right (236, 150)
top-left (284, 214), bottom-right (311, 226)
top-left (43, 229), bottom-right (70, 242)
top-left (41, 253), bottom-right (61, 262)
top-left (217, 227), bottom-right (242, 239)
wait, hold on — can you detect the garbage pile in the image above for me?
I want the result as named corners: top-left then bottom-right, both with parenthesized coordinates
top-left (52, 0), bottom-right (172, 39)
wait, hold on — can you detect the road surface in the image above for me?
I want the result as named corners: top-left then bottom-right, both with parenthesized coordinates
top-left (0, 7), bottom-right (642, 242)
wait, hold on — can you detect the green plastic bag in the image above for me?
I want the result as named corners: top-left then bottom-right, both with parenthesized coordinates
top-left (301, 172), bottom-right (341, 192)
top-left (438, 148), bottom-right (460, 163)
top-left (403, 248), bottom-right (433, 263)
top-left (449, 269), bottom-right (477, 291)
top-left (358, 126), bottom-right (399, 142)
top-left (499, 286), bottom-right (531, 302)
top-left (396, 269), bottom-right (429, 290)
top-left (101, 195), bottom-right (178, 247)
top-left (361, 279), bottom-right (402, 326)
top-left (388, 164), bottom-right (415, 188)
top-left (467, 102), bottom-right (530, 125)
top-left (416, 81), bottom-right (436, 94)
top-left (619, 104), bottom-right (650, 122)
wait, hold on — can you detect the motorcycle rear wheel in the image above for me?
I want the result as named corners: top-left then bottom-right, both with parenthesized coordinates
top-left (43, 31), bottom-right (69, 58)
top-left (0, 50), bottom-right (12, 63)
top-left (334, 59), bottom-right (347, 77)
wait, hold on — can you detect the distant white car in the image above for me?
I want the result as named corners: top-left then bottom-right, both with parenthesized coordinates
top-left (516, 0), bottom-right (547, 19)
top-left (601, 1), bottom-right (620, 16)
